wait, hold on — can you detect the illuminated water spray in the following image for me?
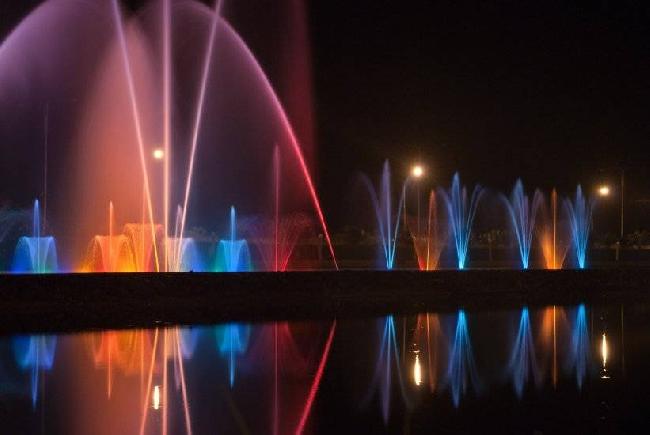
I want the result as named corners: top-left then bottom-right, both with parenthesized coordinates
top-left (564, 186), bottom-right (594, 269)
top-left (445, 310), bottom-right (480, 407)
top-left (215, 207), bottom-right (252, 272)
top-left (439, 174), bottom-right (483, 269)
top-left (362, 161), bottom-right (408, 269)
top-left (501, 180), bottom-right (542, 269)
top-left (12, 200), bottom-right (58, 273)
top-left (507, 308), bottom-right (540, 397)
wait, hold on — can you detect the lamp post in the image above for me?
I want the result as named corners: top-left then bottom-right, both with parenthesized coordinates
top-left (597, 168), bottom-right (625, 261)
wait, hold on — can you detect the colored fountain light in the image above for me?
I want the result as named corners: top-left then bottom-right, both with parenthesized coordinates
top-left (501, 180), bottom-right (543, 269)
top-left (564, 186), bottom-right (594, 269)
top-left (12, 200), bottom-right (58, 273)
top-left (439, 174), bottom-right (484, 270)
top-left (362, 161), bottom-right (408, 270)
top-left (0, 0), bottom-right (336, 271)
top-left (215, 206), bottom-right (252, 272)
top-left (409, 191), bottom-right (446, 271)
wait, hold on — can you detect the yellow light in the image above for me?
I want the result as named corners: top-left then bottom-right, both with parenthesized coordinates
top-left (153, 148), bottom-right (164, 160)
top-left (411, 165), bottom-right (424, 178)
top-left (600, 333), bottom-right (610, 379)
top-left (413, 353), bottom-right (422, 386)
top-left (152, 385), bottom-right (161, 410)
top-left (598, 185), bottom-right (610, 197)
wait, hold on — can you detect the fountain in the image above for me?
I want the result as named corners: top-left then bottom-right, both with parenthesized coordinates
top-left (0, 0), bottom-right (336, 271)
top-left (439, 174), bottom-right (484, 269)
top-left (501, 180), bottom-right (542, 269)
top-left (564, 186), bottom-right (594, 269)
top-left (361, 161), bottom-right (407, 270)
top-left (214, 206), bottom-right (252, 272)
top-left (12, 200), bottom-right (58, 273)
top-left (507, 308), bottom-right (540, 397)
top-left (409, 191), bottom-right (446, 270)
top-left (538, 189), bottom-right (570, 269)
top-left (444, 310), bottom-right (480, 407)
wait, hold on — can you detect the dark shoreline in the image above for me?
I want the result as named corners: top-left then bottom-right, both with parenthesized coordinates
top-left (0, 269), bottom-right (649, 334)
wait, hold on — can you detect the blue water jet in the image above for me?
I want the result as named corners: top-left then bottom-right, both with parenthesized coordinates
top-left (364, 316), bottom-right (410, 423)
top-left (445, 310), bottom-right (480, 407)
top-left (566, 304), bottom-right (589, 389)
top-left (215, 206), bottom-right (252, 272)
top-left (215, 323), bottom-right (251, 387)
top-left (439, 174), bottom-right (483, 269)
top-left (361, 161), bottom-right (407, 270)
top-left (12, 335), bottom-right (57, 406)
top-left (12, 200), bottom-right (58, 273)
top-left (507, 308), bottom-right (539, 397)
top-left (501, 180), bottom-right (543, 269)
top-left (564, 186), bottom-right (593, 269)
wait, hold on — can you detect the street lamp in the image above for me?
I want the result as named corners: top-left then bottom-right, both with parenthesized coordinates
top-left (411, 164), bottom-right (424, 179)
top-left (598, 185), bottom-right (610, 197)
top-left (153, 148), bottom-right (164, 160)
top-left (597, 169), bottom-right (625, 261)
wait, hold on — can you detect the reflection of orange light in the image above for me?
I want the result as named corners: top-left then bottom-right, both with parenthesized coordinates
top-left (413, 353), bottom-right (422, 386)
top-left (601, 333), bottom-right (610, 379)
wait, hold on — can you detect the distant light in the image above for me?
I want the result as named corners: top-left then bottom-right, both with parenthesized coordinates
top-left (413, 353), bottom-right (422, 386)
top-left (153, 148), bottom-right (164, 160)
top-left (152, 385), bottom-right (161, 410)
top-left (598, 185), bottom-right (610, 197)
top-left (411, 165), bottom-right (424, 178)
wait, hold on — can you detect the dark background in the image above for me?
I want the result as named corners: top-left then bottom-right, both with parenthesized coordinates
top-left (1, 0), bottom-right (649, 232)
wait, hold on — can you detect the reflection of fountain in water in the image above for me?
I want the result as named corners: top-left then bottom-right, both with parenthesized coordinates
top-left (444, 310), bottom-right (480, 406)
top-left (364, 316), bottom-right (410, 423)
top-left (412, 313), bottom-right (444, 392)
top-left (12, 334), bottom-right (57, 406)
top-left (507, 308), bottom-right (540, 397)
top-left (566, 304), bottom-right (590, 388)
top-left (215, 323), bottom-right (251, 387)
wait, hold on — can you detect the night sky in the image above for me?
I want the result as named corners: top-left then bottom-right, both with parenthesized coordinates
top-left (1, 0), bottom-right (649, 231)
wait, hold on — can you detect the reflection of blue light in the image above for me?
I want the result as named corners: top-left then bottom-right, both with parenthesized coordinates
top-left (215, 324), bottom-right (251, 387)
top-left (12, 335), bottom-right (57, 406)
top-left (365, 316), bottom-right (410, 423)
top-left (445, 310), bottom-right (480, 406)
top-left (567, 304), bottom-right (589, 388)
top-left (507, 308), bottom-right (539, 397)
top-left (439, 174), bottom-right (483, 269)
top-left (179, 327), bottom-right (201, 359)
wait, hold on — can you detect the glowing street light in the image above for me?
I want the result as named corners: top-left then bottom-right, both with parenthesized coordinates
top-left (411, 164), bottom-right (424, 179)
top-left (598, 185), bottom-right (610, 197)
top-left (153, 148), bottom-right (165, 160)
